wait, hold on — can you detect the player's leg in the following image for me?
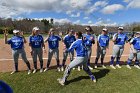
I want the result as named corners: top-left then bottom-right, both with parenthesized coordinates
top-left (95, 47), bottom-right (101, 68)
top-left (54, 48), bottom-right (61, 71)
top-left (126, 49), bottom-right (134, 69)
top-left (61, 50), bottom-right (68, 71)
top-left (44, 48), bottom-right (53, 72)
top-left (37, 48), bottom-right (44, 72)
top-left (32, 48), bottom-right (38, 73)
top-left (116, 46), bottom-right (124, 68)
top-left (20, 49), bottom-right (31, 74)
top-left (134, 52), bottom-right (140, 69)
top-left (101, 47), bottom-right (106, 68)
top-left (110, 45), bottom-right (119, 69)
top-left (57, 57), bottom-right (84, 85)
top-left (87, 47), bottom-right (93, 70)
top-left (11, 50), bottom-right (19, 74)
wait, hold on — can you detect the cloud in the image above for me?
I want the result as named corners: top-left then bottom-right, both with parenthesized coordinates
top-left (88, 21), bottom-right (92, 24)
top-left (123, 0), bottom-right (131, 3)
top-left (70, 12), bottom-right (80, 17)
top-left (84, 17), bottom-right (89, 19)
top-left (127, 0), bottom-right (140, 8)
top-left (73, 20), bottom-right (80, 24)
top-left (101, 4), bottom-right (124, 14)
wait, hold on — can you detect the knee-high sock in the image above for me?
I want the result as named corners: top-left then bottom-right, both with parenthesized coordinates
top-left (110, 56), bottom-right (115, 65)
top-left (95, 57), bottom-right (99, 65)
top-left (116, 57), bottom-right (120, 65)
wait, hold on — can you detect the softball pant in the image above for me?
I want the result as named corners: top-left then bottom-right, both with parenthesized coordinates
top-left (12, 48), bottom-right (31, 71)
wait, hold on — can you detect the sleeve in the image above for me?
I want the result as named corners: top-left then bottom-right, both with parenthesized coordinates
top-left (29, 36), bottom-right (32, 43)
top-left (67, 41), bottom-right (77, 52)
top-left (57, 36), bottom-right (61, 41)
top-left (41, 35), bottom-right (44, 43)
top-left (130, 38), bottom-right (135, 44)
top-left (112, 33), bottom-right (117, 40)
top-left (97, 35), bottom-right (101, 41)
top-left (7, 39), bottom-right (12, 44)
top-left (125, 35), bottom-right (128, 41)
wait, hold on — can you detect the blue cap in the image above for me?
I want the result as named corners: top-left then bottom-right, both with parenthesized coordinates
top-left (0, 81), bottom-right (13, 93)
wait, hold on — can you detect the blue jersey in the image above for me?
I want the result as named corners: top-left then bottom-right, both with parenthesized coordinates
top-left (47, 35), bottom-right (61, 49)
top-left (63, 34), bottom-right (76, 48)
top-left (83, 34), bottom-right (95, 47)
top-left (7, 36), bottom-right (24, 50)
top-left (68, 39), bottom-right (87, 57)
top-left (29, 35), bottom-right (44, 48)
top-left (98, 34), bottom-right (109, 47)
top-left (113, 33), bottom-right (128, 45)
top-left (130, 37), bottom-right (140, 50)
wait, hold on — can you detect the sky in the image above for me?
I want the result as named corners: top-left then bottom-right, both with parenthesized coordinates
top-left (0, 0), bottom-right (140, 26)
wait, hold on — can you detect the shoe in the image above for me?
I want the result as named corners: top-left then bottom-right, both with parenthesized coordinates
top-left (28, 70), bottom-right (31, 75)
top-left (33, 69), bottom-right (37, 73)
top-left (57, 67), bottom-right (61, 72)
top-left (102, 65), bottom-right (106, 68)
top-left (73, 68), bottom-right (76, 70)
top-left (116, 64), bottom-right (121, 68)
top-left (10, 71), bottom-right (18, 75)
top-left (94, 65), bottom-right (97, 69)
top-left (44, 68), bottom-right (49, 72)
top-left (40, 68), bottom-right (43, 73)
top-left (78, 66), bottom-right (81, 71)
top-left (57, 78), bottom-right (65, 86)
top-left (110, 65), bottom-right (116, 69)
top-left (88, 66), bottom-right (93, 70)
top-left (134, 65), bottom-right (140, 69)
top-left (91, 76), bottom-right (96, 83)
top-left (126, 65), bottom-right (131, 69)
top-left (61, 66), bottom-right (64, 71)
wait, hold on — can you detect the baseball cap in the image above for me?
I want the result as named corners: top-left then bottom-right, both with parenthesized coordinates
top-left (13, 30), bottom-right (20, 34)
top-left (33, 27), bottom-right (40, 31)
top-left (136, 32), bottom-right (140, 34)
top-left (0, 81), bottom-right (13, 93)
top-left (102, 28), bottom-right (108, 32)
top-left (118, 27), bottom-right (124, 30)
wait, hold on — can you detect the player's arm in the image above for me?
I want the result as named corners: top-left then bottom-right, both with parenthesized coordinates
top-left (112, 33), bottom-right (118, 42)
top-left (3, 28), bottom-right (9, 44)
top-left (20, 31), bottom-right (27, 43)
top-left (67, 41), bottom-right (77, 52)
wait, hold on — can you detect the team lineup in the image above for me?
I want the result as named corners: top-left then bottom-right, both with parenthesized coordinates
top-left (3, 26), bottom-right (140, 86)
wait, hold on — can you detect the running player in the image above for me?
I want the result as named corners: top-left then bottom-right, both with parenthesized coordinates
top-left (57, 32), bottom-right (96, 86)
top-left (29, 27), bottom-right (45, 73)
top-left (44, 28), bottom-right (61, 72)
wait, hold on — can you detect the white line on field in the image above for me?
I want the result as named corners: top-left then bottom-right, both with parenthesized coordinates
top-left (0, 54), bottom-right (129, 61)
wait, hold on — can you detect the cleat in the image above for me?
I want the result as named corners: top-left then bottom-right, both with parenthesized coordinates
top-left (33, 69), bottom-right (37, 73)
top-left (57, 78), bottom-right (65, 86)
top-left (78, 66), bottom-right (81, 71)
top-left (40, 68), bottom-right (43, 73)
top-left (44, 68), bottom-right (49, 72)
top-left (102, 65), bottom-right (106, 68)
top-left (91, 76), bottom-right (96, 83)
top-left (126, 65), bottom-right (131, 69)
top-left (57, 67), bottom-right (61, 72)
top-left (61, 66), bottom-right (64, 71)
top-left (10, 71), bottom-right (18, 75)
top-left (110, 65), bottom-right (116, 69)
top-left (94, 65), bottom-right (97, 69)
top-left (88, 66), bottom-right (93, 70)
top-left (134, 65), bottom-right (140, 69)
top-left (73, 68), bottom-right (76, 70)
top-left (116, 64), bottom-right (121, 68)
top-left (28, 70), bottom-right (31, 75)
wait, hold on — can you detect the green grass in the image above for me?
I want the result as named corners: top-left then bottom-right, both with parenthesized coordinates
top-left (0, 34), bottom-right (31, 38)
top-left (1, 66), bottom-right (140, 93)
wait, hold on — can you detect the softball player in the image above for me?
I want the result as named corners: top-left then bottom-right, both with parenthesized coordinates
top-left (29, 27), bottom-right (45, 73)
top-left (95, 28), bottom-right (109, 68)
top-left (57, 32), bottom-right (96, 86)
top-left (82, 26), bottom-right (95, 70)
top-left (126, 32), bottom-right (140, 69)
top-left (110, 27), bottom-right (128, 69)
top-left (4, 29), bottom-right (31, 74)
top-left (61, 29), bottom-right (76, 71)
top-left (44, 28), bottom-right (61, 72)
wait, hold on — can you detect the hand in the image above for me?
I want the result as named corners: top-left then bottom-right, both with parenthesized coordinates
top-left (20, 31), bottom-right (24, 37)
top-left (30, 50), bottom-right (34, 56)
top-left (3, 28), bottom-right (8, 36)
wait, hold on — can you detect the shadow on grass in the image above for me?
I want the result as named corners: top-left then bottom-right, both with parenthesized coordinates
top-left (66, 69), bottom-right (110, 85)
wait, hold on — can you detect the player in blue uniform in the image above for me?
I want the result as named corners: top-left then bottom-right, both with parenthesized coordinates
top-left (57, 32), bottom-right (96, 86)
top-left (29, 27), bottom-right (45, 73)
top-left (44, 28), bottom-right (61, 72)
top-left (110, 27), bottom-right (128, 69)
top-left (126, 32), bottom-right (140, 69)
top-left (82, 26), bottom-right (95, 71)
top-left (4, 29), bottom-right (31, 74)
top-left (61, 29), bottom-right (76, 71)
top-left (95, 28), bottom-right (109, 68)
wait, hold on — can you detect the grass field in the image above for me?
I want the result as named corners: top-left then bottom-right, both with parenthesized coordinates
top-left (0, 66), bottom-right (140, 93)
